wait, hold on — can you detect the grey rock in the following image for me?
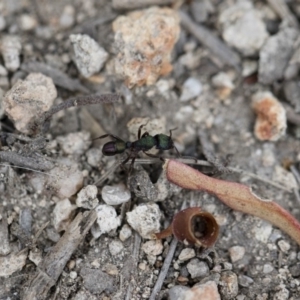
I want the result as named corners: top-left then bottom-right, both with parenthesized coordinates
top-left (187, 259), bottom-right (209, 279)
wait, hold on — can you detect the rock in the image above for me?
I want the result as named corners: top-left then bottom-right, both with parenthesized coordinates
top-left (119, 224), bottom-right (132, 241)
top-left (187, 259), bottom-right (209, 278)
top-left (0, 251), bottom-right (27, 277)
top-left (238, 275), bottom-right (253, 287)
top-left (183, 281), bottom-right (221, 300)
top-left (0, 35), bottom-right (22, 71)
top-left (70, 34), bottom-right (108, 78)
top-left (289, 263), bottom-right (300, 277)
top-left (263, 263), bottom-right (274, 274)
top-left (277, 240), bottom-right (291, 253)
top-left (113, 7), bottom-right (180, 88)
top-left (180, 77), bottom-right (203, 102)
top-left (76, 185), bottom-right (99, 209)
top-left (3, 73), bottom-right (57, 133)
top-left (228, 246), bottom-right (245, 263)
top-left (283, 80), bottom-right (300, 112)
top-left (211, 72), bottom-right (234, 100)
top-left (0, 15), bottom-right (6, 31)
top-left (29, 248), bottom-right (42, 266)
top-left (57, 131), bottom-right (91, 155)
top-left (190, 0), bottom-right (214, 23)
top-left (53, 199), bottom-right (76, 232)
top-left (272, 165), bottom-right (298, 191)
top-left (91, 205), bottom-right (121, 239)
top-left (142, 240), bottom-right (163, 256)
top-left (252, 91), bottom-right (287, 141)
top-left (219, 2), bottom-right (268, 56)
top-left (108, 240), bottom-right (124, 255)
top-left (126, 203), bottom-right (161, 239)
top-left (101, 184), bottom-right (131, 206)
top-left (168, 285), bottom-right (189, 300)
top-left (73, 289), bottom-right (97, 300)
top-left (86, 148), bottom-right (102, 168)
top-left (219, 271), bottom-right (239, 300)
top-left (273, 285), bottom-right (289, 300)
top-left (18, 14), bottom-right (37, 31)
top-left (252, 221), bottom-right (273, 243)
top-left (178, 248), bottom-right (196, 262)
top-left (258, 27), bottom-right (298, 84)
top-left (59, 5), bottom-right (75, 29)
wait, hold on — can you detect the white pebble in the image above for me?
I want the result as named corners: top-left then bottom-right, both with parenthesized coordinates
top-left (70, 34), bottom-right (108, 78)
top-left (229, 246), bottom-right (245, 262)
top-left (76, 185), bottom-right (99, 209)
top-left (142, 240), bottom-right (163, 256)
top-left (101, 184), bottom-right (131, 206)
top-left (86, 148), bottom-right (102, 167)
top-left (0, 35), bottom-right (22, 71)
top-left (91, 205), bottom-right (121, 239)
top-left (59, 5), bottom-right (75, 29)
top-left (278, 240), bottom-right (291, 253)
top-left (109, 240), bottom-right (124, 256)
top-left (119, 224), bottom-right (132, 241)
top-left (187, 259), bottom-right (209, 278)
top-left (18, 14), bottom-right (37, 31)
top-left (126, 203), bottom-right (161, 239)
top-left (178, 248), bottom-right (195, 262)
top-left (57, 131), bottom-right (91, 155)
top-left (180, 77), bottom-right (202, 102)
top-left (53, 199), bottom-right (76, 232)
top-left (69, 271), bottom-right (77, 279)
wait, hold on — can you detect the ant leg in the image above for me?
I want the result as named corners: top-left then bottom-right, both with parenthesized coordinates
top-left (138, 123), bottom-right (149, 139)
top-left (143, 151), bottom-right (165, 162)
top-left (169, 128), bottom-right (178, 138)
top-left (93, 133), bottom-right (124, 142)
top-left (173, 145), bottom-right (181, 157)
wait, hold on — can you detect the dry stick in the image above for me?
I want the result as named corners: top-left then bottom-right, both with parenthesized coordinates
top-left (23, 210), bottom-right (97, 300)
top-left (32, 93), bottom-right (121, 134)
top-left (112, 0), bottom-right (175, 10)
top-left (179, 10), bottom-right (241, 71)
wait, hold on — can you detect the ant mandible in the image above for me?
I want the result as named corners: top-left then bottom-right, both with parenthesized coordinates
top-left (94, 124), bottom-right (181, 168)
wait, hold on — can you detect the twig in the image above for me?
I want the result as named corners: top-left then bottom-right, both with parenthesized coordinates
top-left (179, 10), bottom-right (241, 71)
top-left (112, 0), bottom-right (176, 10)
top-left (23, 210), bottom-right (97, 300)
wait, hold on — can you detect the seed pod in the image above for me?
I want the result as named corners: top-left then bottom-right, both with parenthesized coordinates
top-left (155, 207), bottom-right (219, 248)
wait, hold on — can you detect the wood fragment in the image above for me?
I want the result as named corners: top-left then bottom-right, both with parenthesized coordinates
top-left (23, 210), bottom-right (97, 300)
top-left (112, 0), bottom-right (176, 10)
top-left (179, 10), bottom-right (241, 71)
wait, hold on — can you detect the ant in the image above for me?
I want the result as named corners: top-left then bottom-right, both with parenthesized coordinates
top-left (94, 124), bottom-right (181, 168)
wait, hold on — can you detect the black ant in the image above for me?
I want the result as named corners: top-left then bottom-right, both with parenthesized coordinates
top-left (94, 124), bottom-right (181, 168)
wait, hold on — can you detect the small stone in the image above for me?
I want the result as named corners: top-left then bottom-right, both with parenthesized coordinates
top-left (238, 275), bottom-right (254, 287)
top-left (183, 281), bottom-right (221, 300)
top-left (126, 203), bottom-right (161, 239)
top-left (289, 263), bottom-right (300, 277)
top-left (0, 251), bottom-right (27, 276)
top-left (86, 148), bottom-right (102, 168)
top-left (59, 5), bottom-right (75, 29)
top-left (180, 77), bottom-right (202, 102)
top-left (283, 80), bottom-right (300, 113)
top-left (178, 248), bottom-right (196, 262)
top-left (252, 91), bottom-right (286, 141)
top-left (91, 205), bottom-right (121, 239)
top-left (53, 199), bottom-right (76, 232)
top-left (119, 224), bottom-right (132, 241)
top-left (278, 240), bottom-right (291, 253)
top-left (272, 166), bottom-right (298, 191)
top-left (273, 286), bottom-right (289, 300)
top-left (242, 59), bottom-right (258, 77)
top-left (101, 184), bottom-right (131, 206)
top-left (109, 240), bottom-right (124, 256)
top-left (262, 263), bottom-right (273, 274)
top-left (219, 271), bottom-right (239, 300)
top-left (57, 131), bottom-right (91, 155)
top-left (70, 271), bottom-right (77, 279)
top-left (142, 240), bottom-right (163, 256)
top-left (0, 64), bottom-right (8, 76)
top-left (211, 72), bottom-right (234, 100)
top-left (252, 221), bottom-right (273, 243)
top-left (76, 185), bottom-right (99, 210)
top-left (0, 15), bottom-right (6, 31)
top-left (187, 259), bottom-right (209, 279)
top-left (18, 14), bottom-right (37, 31)
top-left (0, 35), bottom-right (22, 71)
top-left (228, 246), bottom-right (245, 263)
top-left (70, 34), bottom-right (108, 78)
top-left (103, 263), bottom-right (119, 276)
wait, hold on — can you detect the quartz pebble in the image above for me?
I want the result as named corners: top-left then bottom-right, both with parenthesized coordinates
top-left (263, 264), bottom-right (274, 274)
top-left (228, 246), bottom-right (245, 263)
top-left (278, 240), bottom-right (291, 253)
top-left (109, 240), bottom-right (124, 256)
top-left (187, 259), bottom-right (209, 279)
top-left (178, 248), bottom-right (196, 262)
top-left (57, 131), bottom-right (91, 155)
top-left (219, 271), bottom-right (239, 300)
top-left (252, 91), bottom-right (287, 141)
top-left (76, 185), bottom-right (99, 209)
top-left (180, 281), bottom-right (221, 300)
top-left (101, 184), bottom-right (131, 206)
top-left (86, 148), bottom-right (102, 168)
top-left (126, 203), bottom-right (161, 239)
top-left (3, 73), bottom-right (57, 133)
top-left (142, 240), bottom-right (163, 256)
top-left (180, 77), bottom-right (202, 102)
top-left (70, 34), bottom-right (108, 78)
top-left (238, 275), bottom-right (253, 287)
top-left (119, 224), bottom-right (132, 241)
top-left (91, 205), bottom-right (121, 239)
top-left (113, 7), bottom-right (180, 87)
top-left (53, 199), bottom-right (76, 232)
top-left (0, 35), bottom-right (22, 71)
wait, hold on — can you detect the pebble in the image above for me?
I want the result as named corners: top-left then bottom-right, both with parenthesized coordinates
top-left (180, 77), bottom-right (202, 102)
top-left (252, 221), bottom-right (273, 243)
top-left (273, 286), bottom-right (289, 300)
top-left (119, 224), bottom-right (132, 241)
top-left (272, 166), bottom-right (298, 190)
top-left (57, 131), bottom-right (91, 155)
top-left (228, 246), bottom-right (245, 263)
top-left (70, 34), bottom-right (108, 78)
top-left (168, 286), bottom-right (189, 300)
top-left (142, 240), bottom-right (163, 256)
top-left (211, 72), bottom-right (234, 100)
top-left (252, 91), bottom-right (287, 141)
top-left (86, 148), bottom-right (102, 168)
top-left (263, 264), bottom-right (274, 274)
top-left (238, 275), bottom-right (253, 287)
top-left (126, 203), bottom-right (161, 239)
top-left (3, 73), bottom-right (57, 133)
top-left (283, 80), bottom-right (300, 112)
top-left (0, 64), bottom-right (8, 76)
top-left (101, 184), bottom-right (131, 206)
top-left (219, 2), bottom-right (268, 56)
top-left (259, 27), bottom-right (298, 84)
top-left (180, 281), bottom-right (221, 300)
top-left (112, 7), bottom-right (180, 87)
top-left (219, 271), bottom-right (239, 300)
top-left (103, 263), bottom-right (119, 276)
top-left (278, 240), bottom-right (291, 253)
top-left (289, 263), bottom-right (300, 277)
top-left (0, 35), bottom-right (22, 71)
top-left (178, 248), bottom-right (196, 262)
top-left (0, 15), bottom-right (6, 31)
top-left (91, 205), bottom-right (121, 239)
top-left (76, 185), bottom-right (99, 209)
top-left (18, 14), bottom-right (37, 31)
top-left (0, 251), bottom-right (27, 276)
top-left (53, 199), bottom-right (76, 232)
top-left (242, 59), bottom-right (258, 77)
top-left (59, 5), bottom-right (75, 29)
top-left (70, 271), bottom-right (77, 279)
top-left (187, 259), bottom-right (209, 279)
top-left (109, 240), bottom-right (124, 256)
top-left (29, 249), bottom-right (42, 266)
